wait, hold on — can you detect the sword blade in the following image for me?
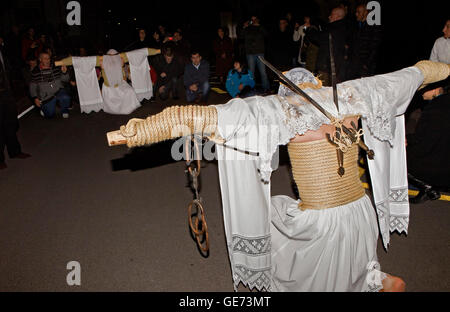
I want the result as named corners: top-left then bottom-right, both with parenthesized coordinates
top-left (329, 33), bottom-right (340, 112)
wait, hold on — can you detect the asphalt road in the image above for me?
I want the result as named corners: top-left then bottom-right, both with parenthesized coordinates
top-left (0, 93), bottom-right (448, 292)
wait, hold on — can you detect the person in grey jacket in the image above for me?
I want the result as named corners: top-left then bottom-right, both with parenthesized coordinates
top-left (29, 52), bottom-right (71, 118)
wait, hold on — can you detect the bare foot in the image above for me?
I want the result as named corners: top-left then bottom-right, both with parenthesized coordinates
top-left (380, 274), bottom-right (406, 292)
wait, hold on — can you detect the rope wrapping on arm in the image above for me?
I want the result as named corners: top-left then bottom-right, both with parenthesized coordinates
top-left (119, 105), bottom-right (218, 148)
top-left (414, 60), bottom-right (450, 89)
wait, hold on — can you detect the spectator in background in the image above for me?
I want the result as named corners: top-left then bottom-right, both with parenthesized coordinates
top-left (213, 27), bottom-right (233, 85)
top-left (22, 54), bottom-right (38, 89)
top-left (149, 31), bottom-right (162, 49)
top-left (158, 25), bottom-right (169, 43)
top-left (429, 19), bottom-right (450, 64)
top-left (241, 15), bottom-right (270, 92)
top-left (43, 46), bottom-right (55, 64)
top-left (407, 83), bottom-right (450, 203)
top-left (0, 35), bottom-right (31, 170)
top-left (346, 3), bottom-right (382, 79)
top-left (285, 12), bottom-right (297, 66)
top-left (173, 30), bottom-right (191, 65)
top-left (38, 34), bottom-right (51, 53)
top-left (79, 47), bottom-right (88, 57)
top-left (152, 45), bottom-right (183, 101)
top-left (305, 6), bottom-right (350, 85)
top-left (21, 27), bottom-right (40, 61)
top-left (293, 16), bottom-right (319, 72)
top-left (226, 59), bottom-right (255, 98)
top-left (286, 12), bottom-right (294, 25)
top-left (270, 18), bottom-right (295, 71)
top-left (29, 52), bottom-right (71, 119)
top-left (126, 28), bottom-right (150, 51)
top-left (184, 51), bottom-right (210, 104)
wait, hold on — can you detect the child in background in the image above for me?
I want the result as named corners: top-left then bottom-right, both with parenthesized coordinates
top-left (225, 59), bottom-right (255, 98)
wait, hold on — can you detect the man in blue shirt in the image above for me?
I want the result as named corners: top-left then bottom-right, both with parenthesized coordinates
top-left (184, 51), bottom-right (210, 103)
top-left (226, 60), bottom-right (256, 98)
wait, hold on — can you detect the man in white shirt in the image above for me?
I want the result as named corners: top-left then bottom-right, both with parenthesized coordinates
top-left (430, 19), bottom-right (450, 64)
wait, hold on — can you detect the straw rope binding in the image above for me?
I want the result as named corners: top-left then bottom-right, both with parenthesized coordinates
top-left (119, 105), bottom-right (218, 148)
top-left (288, 139), bottom-right (365, 210)
top-left (414, 60), bottom-right (450, 89)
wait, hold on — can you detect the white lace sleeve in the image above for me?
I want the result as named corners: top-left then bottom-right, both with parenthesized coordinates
top-left (341, 67), bottom-right (424, 144)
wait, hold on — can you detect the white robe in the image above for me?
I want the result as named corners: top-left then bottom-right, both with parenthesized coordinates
top-left (102, 53), bottom-right (141, 115)
top-left (72, 56), bottom-right (103, 114)
top-left (213, 66), bottom-right (424, 291)
top-left (126, 48), bottom-right (153, 102)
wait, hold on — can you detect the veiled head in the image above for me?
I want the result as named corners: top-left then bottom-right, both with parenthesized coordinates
top-left (277, 67), bottom-right (322, 98)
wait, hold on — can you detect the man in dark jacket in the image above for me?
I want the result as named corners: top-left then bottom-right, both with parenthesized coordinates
top-left (152, 45), bottom-right (184, 101)
top-left (173, 30), bottom-right (191, 66)
top-left (305, 7), bottom-right (350, 85)
top-left (347, 4), bottom-right (382, 79)
top-left (241, 16), bottom-right (270, 92)
top-left (125, 28), bottom-right (151, 51)
top-left (184, 51), bottom-right (210, 103)
top-left (269, 18), bottom-right (295, 71)
top-left (0, 36), bottom-right (30, 169)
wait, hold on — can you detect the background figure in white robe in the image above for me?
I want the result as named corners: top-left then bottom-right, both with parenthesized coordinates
top-left (112, 61), bottom-right (449, 292)
top-left (101, 49), bottom-right (141, 115)
top-left (57, 48), bottom-right (161, 115)
top-left (72, 56), bottom-right (103, 114)
top-left (126, 48), bottom-right (153, 102)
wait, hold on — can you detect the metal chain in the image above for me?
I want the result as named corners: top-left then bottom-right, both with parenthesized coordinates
top-left (185, 136), bottom-right (209, 254)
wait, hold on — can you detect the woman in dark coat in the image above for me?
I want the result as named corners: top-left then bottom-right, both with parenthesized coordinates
top-left (212, 27), bottom-right (233, 85)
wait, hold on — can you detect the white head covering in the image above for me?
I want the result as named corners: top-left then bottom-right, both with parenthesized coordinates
top-left (102, 49), bottom-right (124, 87)
top-left (277, 67), bottom-right (321, 98)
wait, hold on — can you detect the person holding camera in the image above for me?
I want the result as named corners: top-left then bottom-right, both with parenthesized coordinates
top-left (241, 15), bottom-right (270, 93)
top-left (29, 52), bottom-right (71, 118)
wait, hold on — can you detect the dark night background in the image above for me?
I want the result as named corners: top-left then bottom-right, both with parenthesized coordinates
top-left (1, 0), bottom-right (448, 75)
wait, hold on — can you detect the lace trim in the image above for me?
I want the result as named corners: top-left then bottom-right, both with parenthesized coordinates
top-left (233, 264), bottom-right (272, 291)
top-left (279, 83), bottom-right (395, 145)
top-left (390, 216), bottom-right (409, 234)
top-left (389, 187), bottom-right (409, 234)
top-left (365, 261), bottom-right (388, 292)
top-left (232, 234), bottom-right (271, 256)
top-left (80, 102), bottom-right (104, 114)
top-left (389, 187), bottom-right (409, 203)
top-left (375, 200), bottom-right (390, 249)
top-left (376, 187), bottom-right (410, 248)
